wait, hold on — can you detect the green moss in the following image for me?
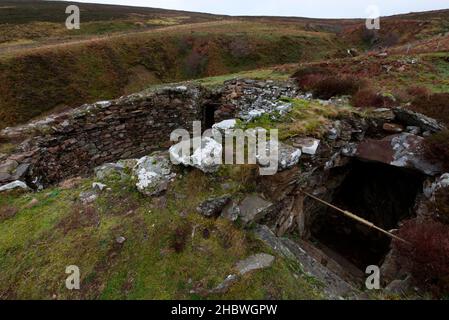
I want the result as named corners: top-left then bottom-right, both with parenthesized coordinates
top-left (0, 170), bottom-right (324, 300)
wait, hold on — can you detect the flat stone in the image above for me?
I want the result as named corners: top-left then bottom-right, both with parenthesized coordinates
top-left (235, 253), bottom-right (275, 275)
top-left (355, 133), bottom-right (442, 175)
top-left (293, 138), bottom-right (320, 155)
top-left (116, 236), bottom-right (126, 244)
top-left (0, 172), bottom-right (11, 183)
top-left (0, 180), bottom-right (29, 193)
top-left (11, 163), bottom-right (30, 180)
top-left (238, 195), bottom-right (273, 226)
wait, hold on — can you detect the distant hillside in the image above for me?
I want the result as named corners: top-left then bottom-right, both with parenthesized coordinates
top-left (0, 1), bottom-right (448, 129)
top-left (0, 19), bottom-right (347, 128)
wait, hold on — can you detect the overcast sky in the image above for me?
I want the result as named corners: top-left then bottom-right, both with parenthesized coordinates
top-left (64, 0), bottom-right (449, 18)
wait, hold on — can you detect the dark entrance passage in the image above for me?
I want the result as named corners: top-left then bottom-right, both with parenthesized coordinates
top-left (310, 160), bottom-right (425, 270)
top-left (202, 103), bottom-right (217, 130)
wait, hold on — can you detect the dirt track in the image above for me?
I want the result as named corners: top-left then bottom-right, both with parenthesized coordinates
top-left (0, 20), bottom-right (241, 57)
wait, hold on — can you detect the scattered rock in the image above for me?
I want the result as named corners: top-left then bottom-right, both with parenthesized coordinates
top-left (196, 195), bottom-right (231, 218)
top-left (235, 253), bottom-right (275, 275)
top-left (424, 173), bottom-right (449, 199)
top-left (79, 190), bottom-right (98, 204)
top-left (116, 236), bottom-right (126, 244)
top-left (238, 195), bottom-right (273, 226)
top-left (258, 140), bottom-right (301, 172)
top-left (26, 198), bottom-right (39, 208)
top-left (347, 48), bottom-right (359, 57)
top-left (133, 153), bottom-right (176, 197)
top-left (92, 182), bottom-right (107, 191)
top-left (209, 274), bottom-right (238, 294)
top-left (224, 79), bottom-right (298, 122)
top-left (406, 126), bottom-right (421, 135)
top-left (0, 180), bottom-right (29, 193)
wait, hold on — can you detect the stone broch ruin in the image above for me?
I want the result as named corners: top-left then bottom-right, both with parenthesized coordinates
top-left (1, 79), bottom-right (448, 297)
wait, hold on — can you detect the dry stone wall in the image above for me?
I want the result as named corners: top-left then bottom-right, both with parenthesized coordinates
top-left (0, 85), bottom-right (208, 187)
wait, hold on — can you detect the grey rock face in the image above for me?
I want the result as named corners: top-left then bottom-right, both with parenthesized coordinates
top-left (170, 137), bottom-right (223, 173)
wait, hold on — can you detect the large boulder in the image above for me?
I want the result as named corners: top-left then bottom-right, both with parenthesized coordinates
top-left (170, 137), bottom-right (222, 173)
top-left (355, 133), bottom-right (442, 175)
top-left (133, 153), bottom-right (176, 196)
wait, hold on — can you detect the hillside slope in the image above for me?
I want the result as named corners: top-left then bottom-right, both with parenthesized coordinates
top-left (1, 1), bottom-right (449, 129)
top-left (0, 20), bottom-right (346, 128)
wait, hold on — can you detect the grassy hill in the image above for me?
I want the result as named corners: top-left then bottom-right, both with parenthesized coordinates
top-left (0, 1), bottom-right (448, 129)
top-left (0, 19), bottom-right (347, 128)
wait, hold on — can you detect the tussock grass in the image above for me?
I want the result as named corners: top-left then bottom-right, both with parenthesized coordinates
top-left (0, 169), bottom-right (323, 299)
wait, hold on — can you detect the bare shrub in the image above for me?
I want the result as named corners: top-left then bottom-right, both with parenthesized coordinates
top-left (312, 76), bottom-right (361, 100)
top-left (423, 130), bottom-right (449, 171)
top-left (351, 87), bottom-right (396, 109)
top-left (394, 218), bottom-right (449, 297)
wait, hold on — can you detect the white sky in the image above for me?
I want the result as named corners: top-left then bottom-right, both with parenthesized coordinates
top-left (63, 0), bottom-right (449, 18)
